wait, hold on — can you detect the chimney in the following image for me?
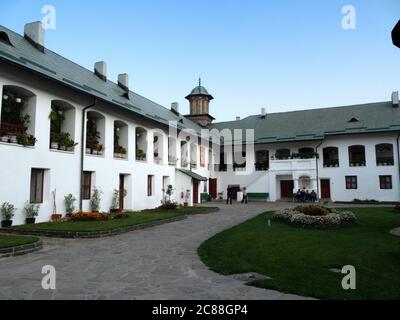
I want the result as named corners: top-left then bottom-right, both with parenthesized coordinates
top-left (118, 74), bottom-right (129, 91)
top-left (171, 102), bottom-right (179, 115)
top-left (118, 73), bottom-right (130, 99)
top-left (392, 91), bottom-right (399, 108)
top-left (261, 107), bottom-right (267, 118)
top-left (94, 61), bottom-right (107, 81)
top-left (236, 116), bottom-right (241, 121)
top-left (24, 21), bottom-right (45, 52)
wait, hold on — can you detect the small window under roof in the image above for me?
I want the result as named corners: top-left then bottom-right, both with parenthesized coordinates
top-left (0, 31), bottom-right (13, 46)
top-left (348, 117), bottom-right (360, 123)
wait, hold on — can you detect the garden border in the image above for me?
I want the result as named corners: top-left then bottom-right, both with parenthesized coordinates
top-left (1, 215), bottom-right (187, 239)
top-left (0, 238), bottom-right (43, 258)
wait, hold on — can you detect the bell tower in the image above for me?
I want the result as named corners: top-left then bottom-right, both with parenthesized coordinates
top-left (184, 78), bottom-right (215, 127)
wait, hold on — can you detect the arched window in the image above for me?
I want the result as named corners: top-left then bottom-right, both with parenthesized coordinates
top-left (275, 149), bottom-right (290, 160)
top-left (86, 111), bottom-right (105, 156)
top-left (135, 127), bottom-right (147, 161)
top-left (114, 120), bottom-right (128, 159)
top-left (376, 144), bottom-right (394, 166)
top-left (153, 130), bottom-right (165, 164)
top-left (1, 85), bottom-right (36, 146)
top-left (349, 145), bottom-right (366, 166)
top-left (49, 100), bottom-right (76, 152)
top-left (323, 147), bottom-right (339, 167)
top-left (255, 150), bottom-right (269, 171)
top-left (299, 147), bottom-right (315, 159)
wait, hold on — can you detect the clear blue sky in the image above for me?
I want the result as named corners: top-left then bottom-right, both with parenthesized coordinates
top-left (0, 0), bottom-right (399, 121)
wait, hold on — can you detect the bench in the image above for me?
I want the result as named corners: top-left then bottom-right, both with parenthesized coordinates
top-left (247, 193), bottom-right (269, 201)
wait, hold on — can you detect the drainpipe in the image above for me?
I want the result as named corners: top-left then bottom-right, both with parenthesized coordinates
top-left (315, 141), bottom-right (323, 201)
top-left (79, 99), bottom-right (98, 211)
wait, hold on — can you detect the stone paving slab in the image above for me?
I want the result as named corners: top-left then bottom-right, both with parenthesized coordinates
top-left (0, 202), bottom-right (316, 300)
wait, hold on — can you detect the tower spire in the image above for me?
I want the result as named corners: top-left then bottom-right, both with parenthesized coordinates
top-left (199, 77), bottom-right (201, 87)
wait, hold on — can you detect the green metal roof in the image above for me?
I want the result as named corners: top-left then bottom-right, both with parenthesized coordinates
top-left (185, 85), bottom-right (214, 100)
top-left (0, 25), bottom-right (203, 134)
top-left (211, 102), bottom-right (400, 144)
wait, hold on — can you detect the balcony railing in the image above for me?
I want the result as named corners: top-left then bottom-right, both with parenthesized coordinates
top-left (0, 122), bottom-right (27, 134)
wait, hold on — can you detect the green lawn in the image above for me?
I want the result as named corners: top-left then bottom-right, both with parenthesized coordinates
top-left (198, 208), bottom-right (400, 300)
top-left (15, 207), bottom-right (218, 233)
top-left (0, 234), bottom-right (39, 248)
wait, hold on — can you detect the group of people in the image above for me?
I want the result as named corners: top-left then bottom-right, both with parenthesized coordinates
top-left (295, 188), bottom-right (317, 203)
top-left (226, 187), bottom-right (248, 205)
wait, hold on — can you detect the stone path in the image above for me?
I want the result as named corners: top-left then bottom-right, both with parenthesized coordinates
top-left (0, 202), bottom-right (314, 300)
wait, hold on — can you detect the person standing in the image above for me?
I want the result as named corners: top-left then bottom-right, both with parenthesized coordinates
top-left (226, 187), bottom-right (233, 205)
top-left (241, 187), bottom-right (248, 204)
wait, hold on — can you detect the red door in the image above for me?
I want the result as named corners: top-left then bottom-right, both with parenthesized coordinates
top-left (280, 180), bottom-right (294, 198)
top-left (119, 174), bottom-right (125, 210)
top-left (209, 179), bottom-right (217, 199)
top-left (320, 179), bottom-right (331, 199)
top-left (193, 181), bottom-right (199, 204)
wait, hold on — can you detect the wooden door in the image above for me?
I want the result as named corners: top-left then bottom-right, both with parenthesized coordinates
top-left (280, 180), bottom-right (294, 198)
top-left (193, 181), bottom-right (199, 204)
top-left (320, 179), bottom-right (331, 199)
top-left (209, 179), bottom-right (217, 199)
top-left (229, 185), bottom-right (241, 200)
top-left (119, 174), bottom-right (125, 210)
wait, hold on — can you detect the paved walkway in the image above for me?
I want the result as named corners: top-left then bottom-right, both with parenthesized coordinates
top-left (0, 202), bottom-right (314, 300)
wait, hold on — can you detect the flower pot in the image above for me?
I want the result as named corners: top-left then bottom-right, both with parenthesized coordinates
top-left (92, 150), bottom-right (99, 155)
top-left (1, 136), bottom-right (9, 143)
top-left (25, 218), bottom-right (36, 224)
top-left (85, 148), bottom-right (91, 154)
top-left (98, 150), bottom-right (104, 156)
top-left (59, 145), bottom-right (66, 151)
top-left (9, 135), bottom-right (18, 144)
top-left (1, 220), bottom-right (13, 228)
top-left (50, 142), bottom-right (59, 150)
top-left (67, 147), bottom-right (74, 152)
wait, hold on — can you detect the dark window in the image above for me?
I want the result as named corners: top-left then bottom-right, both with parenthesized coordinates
top-left (0, 31), bottom-right (12, 46)
top-left (376, 144), bottom-right (394, 166)
top-left (82, 171), bottom-right (92, 200)
top-left (298, 147), bottom-right (315, 159)
top-left (255, 150), bottom-right (269, 171)
top-left (345, 176), bottom-right (358, 190)
top-left (30, 169), bottom-right (44, 203)
top-left (147, 175), bottom-right (153, 196)
top-left (380, 176), bottom-right (392, 189)
top-left (275, 149), bottom-right (290, 160)
top-left (323, 147), bottom-right (339, 167)
top-left (348, 145), bottom-right (366, 166)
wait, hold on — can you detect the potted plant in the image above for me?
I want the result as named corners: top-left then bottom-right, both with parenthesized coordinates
top-left (9, 133), bottom-right (18, 144)
top-left (50, 132), bottom-right (59, 149)
top-left (136, 149), bottom-right (146, 161)
top-left (110, 188), bottom-right (127, 213)
top-left (24, 202), bottom-right (39, 224)
top-left (90, 187), bottom-right (103, 213)
top-left (1, 202), bottom-right (16, 227)
top-left (64, 193), bottom-right (76, 217)
top-left (1, 129), bottom-right (8, 143)
top-left (97, 144), bottom-right (104, 156)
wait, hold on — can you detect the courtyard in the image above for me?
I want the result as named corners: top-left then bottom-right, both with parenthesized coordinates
top-left (0, 202), bottom-right (398, 300)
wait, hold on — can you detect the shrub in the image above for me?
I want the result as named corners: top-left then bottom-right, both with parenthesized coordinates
top-left (159, 200), bottom-right (178, 210)
top-left (273, 208), bottom-right (357, 229)
top-left (64, 194), bottom-right (76, 216)
top-left (24, 202), bottom-right (40, 218)
top-left (293, 205), bottom-right (332, 216)
top-left (70, 212), bottom-right (107, 221)
top-left (1, 202), bottom-right (17, 220)
top-left (90, 187), bottom-right (102, 212)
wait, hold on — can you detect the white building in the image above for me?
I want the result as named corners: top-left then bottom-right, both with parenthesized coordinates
top-left (1, 22), bottom-right (399, 226)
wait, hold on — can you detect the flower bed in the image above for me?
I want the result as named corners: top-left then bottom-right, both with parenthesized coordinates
top-left (273, 206), bottom-right (357, 228)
